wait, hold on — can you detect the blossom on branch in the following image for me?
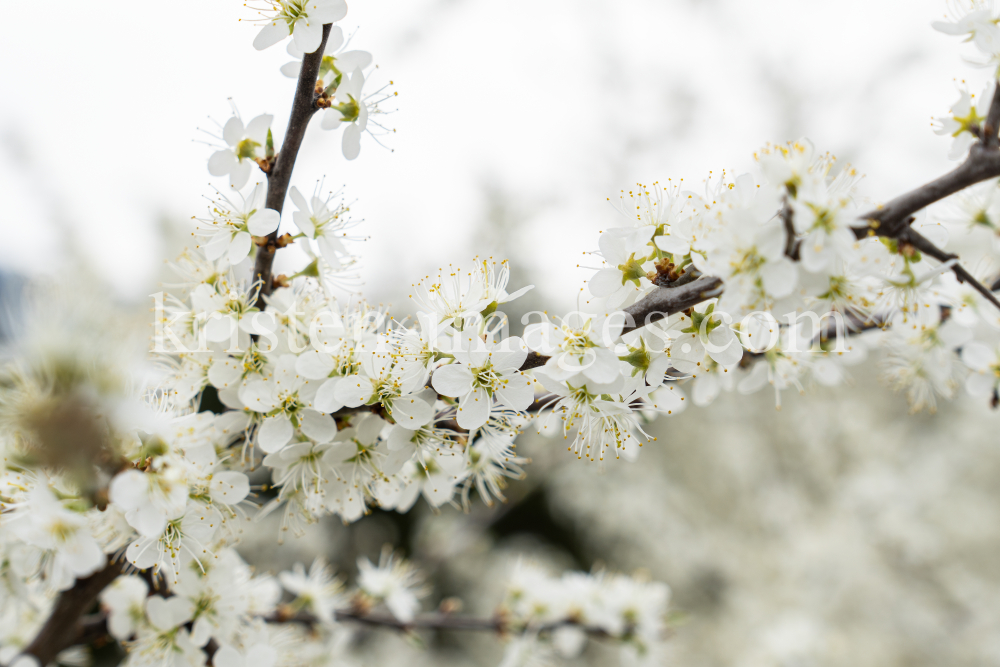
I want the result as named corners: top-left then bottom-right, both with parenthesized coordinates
top-left (252, 0), bottom-right (348, 54)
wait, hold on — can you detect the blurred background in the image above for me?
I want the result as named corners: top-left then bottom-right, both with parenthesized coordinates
top-left (4, 0), bottom-right (1000, 665)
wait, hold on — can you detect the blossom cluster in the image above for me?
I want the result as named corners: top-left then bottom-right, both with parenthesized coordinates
top-left (498, 561), bottom-right (671, 666)
top-left (0, 307), bottom-right (668, 665)
top-left (574, 126), bottom-right (1000, 413)
top-left (155, 255), bottom-right (538, 527)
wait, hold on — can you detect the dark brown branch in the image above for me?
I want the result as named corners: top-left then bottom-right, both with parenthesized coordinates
top-left (75, 614), bottom-right (112, 646)
top-left (620, 275), bottom-right (724, 334)
top-left (517, 275), bottom-right (725, 371)
top-left (650, 264), bottom-right (704, 288)
top-left (851, 144), bottom-right (1000, 240)
top-left (984, 80), bottom-right (1000, 149)
top-left (334, 609), bottom-right (504, 632)
top-left (251, 24), bottom-right (333, 306)
top-left (278, 608), bottom-right (611, 637)
top-left (19, 560), bottom-right (122, 665)
top-left (521, 351), bottom-right (548, 371)
top-left (781, 196), bottom-right (799, 260)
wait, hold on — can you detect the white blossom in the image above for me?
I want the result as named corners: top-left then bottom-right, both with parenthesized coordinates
top-left (934, 84), bottom-right (995, 159)
top-left (356, 550), bottom-right (426, 623)
top-left (208, 114), bottom-right (274, 190)
top-left (278, 558), bottom-right (345, 624)
top-left (431, 333), bottom-right (533, 429)
top-left (199, 183), bottom-right (280, 266)
top-left (100, 575), bottom-right (149, 641)
top-left (252, 0), bottom-right (348, 54)
top-left (280, 26), bottom-right (372, 80)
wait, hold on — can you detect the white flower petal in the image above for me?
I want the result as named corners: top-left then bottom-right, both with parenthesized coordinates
top-left (431, 364), bottom-right (474, 397)
top-left (337, 50), bottom-right (373, 71)
top-left (257, 417), bottom-right (294, 453)
top-left (342, 122), bottom-right (362, 160)
top-left (388, 394), bottom-right (432, 427)
top-left (213, 647), bottom-right (243, 667)
top-left (230, 161), bottom-right (252, 190)
top-left (280, 61), bottom-right (302, 78)
top-left (494, 374), bottom-right (534, 411)
top-left (692, 374), bottom-right (721, 406)
top-left (222, 116), bottom-right (245, 147)
top-left (248, 208), bottom-right (280, 236)
top-left (126, 504), bottom-right (167, 538)
top-left (966, 370), bottom-right (996, 397)
top-left (325, 25), bottom-right (345, 53)
top-left (209, 472), bottom-right (250, 505)
top-left (456, 387), bottom-right (490, 429)
top-left (203, 230), bottom-right (232, 261)
top-left (299, 409), bottom-right (337, 442)
top-left (289, 185), bottom-right (309, 211)
top-left (208, 149), bottom-right (236, 177)
top-left (358, 100), bottom-right (368, 132)
top-left (227, 231), bottom-right (253, 264)
top-left (296, 350), bottom-right (335, 380)
top-left (245, 114), bottom-right (273, 144)
top-left (706, 326), bottom-right (742, 367)
top-left (108, 469), bottom-right (146, 511)
top-left (669, 333), bottom-right (706, 374)
top-left (254, 20), bottom-right (290, 51)
top-left (760, 258), bottom-right (797, 297)
top-left (310, 0), bottom-right (348, 24)
top-left (208, 357), bottom-right (242, 388)
top-left (961, 341), bottom-right (994, 371)
top-left (589, 268), bottom-right (624, 298)
top-left (335, 374), bottom-right (374, 408)
top-left (292, 20), bottom-right (323, 54)
top-left (317, 235), bottom-right (346, 267)
top-left (321, 108), bottom-right (343, 131)
top-left (292, 210), bottom-right (316, 238)
top-left (126, 538), bottom-right (160, 570)
top-left (582, 347), bottom-right (621, 384)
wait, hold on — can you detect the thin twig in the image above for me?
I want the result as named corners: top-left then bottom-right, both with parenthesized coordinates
top-left (898, 226), bottom-right (1000, 310)
top-left (265, 605), bottom-right (614, 639)
top-left (251, 24), bottom-right (333, 306)
top-left (57, 605), bottom-right (611, 657)
top-left (332, 609), bottom-right (611, 637)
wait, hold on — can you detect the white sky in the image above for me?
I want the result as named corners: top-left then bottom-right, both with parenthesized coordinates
top-left (0, 0), bottom-right (980, 309)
